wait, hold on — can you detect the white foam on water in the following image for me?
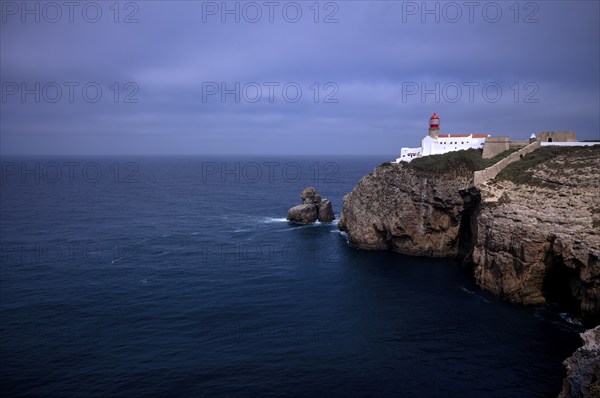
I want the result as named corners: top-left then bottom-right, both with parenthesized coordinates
top-left (460, 286), bottom-right (489, 303)
top-left (261, 217), bottom-right (289, 224)
top-left (461, 287), bottom-right (475, 295)
top-left (535, 307), bottom-right (585, 332)
top-left (560, 312), bottom-right (583, 326)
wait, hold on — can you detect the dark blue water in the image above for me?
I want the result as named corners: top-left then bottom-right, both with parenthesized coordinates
top-left (0, 156), bottom-right (581, 397)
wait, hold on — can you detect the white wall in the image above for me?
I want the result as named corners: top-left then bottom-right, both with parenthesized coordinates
top-left (397, 135), bottom-right (489, 163)
top-left (423, 136), bottom-right (485, 156)
top-left (540, 142), bottom-right (600, 147)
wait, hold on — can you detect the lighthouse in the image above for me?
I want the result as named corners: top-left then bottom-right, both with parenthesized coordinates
top-left (396, 113), bottom-right (490, 163)
top-left (428, 112), bottom-right (440, 138)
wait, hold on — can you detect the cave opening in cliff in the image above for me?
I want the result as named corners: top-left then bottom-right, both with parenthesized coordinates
top-left (542, 257), bottom-right (579, 315)
top-left (458, 188), bottom-right (481, 267)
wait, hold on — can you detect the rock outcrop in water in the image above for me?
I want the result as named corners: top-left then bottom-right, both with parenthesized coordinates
top-left (338, 147), bottom-right (600, 324)
top-left (288, 187), bottom-right (335, 224)
top-left (317, 199), bottom-right (335, 222)
top-left (287, 204), bottom-right (318, 224)
top-left (559, 326), bottom-right (600, 398)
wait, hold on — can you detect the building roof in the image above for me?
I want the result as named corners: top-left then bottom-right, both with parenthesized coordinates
top-left (438, 134), bottom-right (489, 138)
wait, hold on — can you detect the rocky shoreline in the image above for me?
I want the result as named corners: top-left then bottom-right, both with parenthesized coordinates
top-left (559, 326), bottom-right (600, 398)
top-left (338, 146), bottom-right (600, 396)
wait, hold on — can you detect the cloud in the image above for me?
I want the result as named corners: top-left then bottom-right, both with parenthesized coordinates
top-left (1, 0), bottom-right (598, 155)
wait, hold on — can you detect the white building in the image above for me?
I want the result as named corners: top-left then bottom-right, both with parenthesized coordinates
top-left (396, 113), bottom-right (490, 163)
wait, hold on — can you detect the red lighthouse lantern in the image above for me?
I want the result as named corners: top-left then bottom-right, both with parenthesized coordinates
top-left (428, 112), bottom-right (440, 138)
top-left (429, 113), bottom-right (440, 129)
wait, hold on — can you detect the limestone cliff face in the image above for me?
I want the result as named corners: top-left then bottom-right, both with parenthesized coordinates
top-left (559, 326), bottom-right (600, 398)
top-left (338, 147), bottom-right (600, 395)
top-left (473, 149), bottom-right (600, 324)
top-left (338, 162), bottom-right (477, 257)
top-left (338, 147), bottom-right (600, 323)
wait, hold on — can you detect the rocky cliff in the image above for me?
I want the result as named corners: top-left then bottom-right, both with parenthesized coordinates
top-left (559, 326), bottom-right (600, 398)
top-left (338, 161), bottom-right (478, 257)
top-left (338, 146), bottom-right (600, 324)
top-left (338, 146), bottom-right (600, 396)
top-left (473, 146), bottom-right (600, 325)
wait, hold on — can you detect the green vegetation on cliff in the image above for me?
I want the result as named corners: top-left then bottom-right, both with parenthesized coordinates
top-left (406, 148), bottom-right (518, 174)
top-left (497, 145), bottom-right (600, 186)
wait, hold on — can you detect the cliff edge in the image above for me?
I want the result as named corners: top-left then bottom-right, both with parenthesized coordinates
top-left (338, 161), bottom-right (477, 257)
top-left (338, 146), bottom-right (600, 395)
top-left (473, 146), bottom-right (600, 324)
top-left (339, 146), bottom-right (600, 323)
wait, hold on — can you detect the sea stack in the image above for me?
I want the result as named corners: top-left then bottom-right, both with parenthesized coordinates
top-left (287, 187), bottom-right (335, 224)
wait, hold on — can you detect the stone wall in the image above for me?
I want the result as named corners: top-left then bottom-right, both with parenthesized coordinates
top-left (539, 131), bottom-right (577, 142)
top-left (482, 136), bottom-right (509, 159)
top-left (508, 140), bottom-right (529, 148)
top-left (541, 142), bottom-right (600, 147)
top-left (473, 140), bottom-right (541, 186)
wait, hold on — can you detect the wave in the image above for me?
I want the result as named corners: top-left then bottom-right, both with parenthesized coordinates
top-left (534, 307), bottom-right (585, 332)
top-left (460, 286), bottom-right (490, 303)
top-left (560, 312), bottom-right (583, 327)
top-left (461, 287), bottom-right (474, 295)
top-left (261, 217), bottom-right (289, 224)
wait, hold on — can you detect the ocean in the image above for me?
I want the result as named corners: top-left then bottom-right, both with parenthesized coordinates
top-left (0, 156), bottom-right (582, 397)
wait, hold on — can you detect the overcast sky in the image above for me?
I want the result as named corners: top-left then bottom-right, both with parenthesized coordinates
top-left (1, 0), bottom-right (599, 156)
